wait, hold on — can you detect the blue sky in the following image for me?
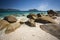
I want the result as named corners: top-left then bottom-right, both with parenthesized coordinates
top-left (0, 0), bottom-right (60, 11)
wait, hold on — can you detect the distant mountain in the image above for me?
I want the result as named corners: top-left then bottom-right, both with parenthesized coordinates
top-left (28, 9), bottom-right (40, 12)
top-left (0, 9), bottom-right (60, 12)
top-left (0, 9), bottom-right (20, 12)
top-left (0, 9), bottom-right (42, 12)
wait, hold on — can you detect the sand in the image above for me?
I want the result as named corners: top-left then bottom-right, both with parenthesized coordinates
top-left (0, 16), bottom-right (59, 40)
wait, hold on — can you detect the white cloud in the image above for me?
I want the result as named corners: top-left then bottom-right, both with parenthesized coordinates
top-left (38, 3), bottom-right (49, 11)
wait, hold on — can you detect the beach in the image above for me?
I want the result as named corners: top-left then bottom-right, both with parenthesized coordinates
top-left (0, 16), bottom-right (60, 40)
top-left (0, 0), bottom-right (60, 40)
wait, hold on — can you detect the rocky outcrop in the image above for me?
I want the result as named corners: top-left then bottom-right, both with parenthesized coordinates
top-left (47, 10), bottom-right (57, 17)
top-left (27, 13), bottom-right (57, 24)
top-left (37, 13), bottom-right (41, 17)
top-left (35, 16), bottom-right (57, 24)
top-left (0, 20), bottom-right (10, 30)
top-left (5, 22), bottom-right (21, 34)
top-left (20, 21), bottom-right (25, 24)
top-left (3, 15), bottom-right (17, 23)
top-left (40, 24), bottom-right (60, 39)
top-left (25, 19), bottom-right (35, 27)
top-left (27, 14), bottom-right (37, 20)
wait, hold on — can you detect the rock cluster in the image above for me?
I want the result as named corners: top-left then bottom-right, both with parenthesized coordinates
top-left (0, 10), bottom-right (59, 34)
top-left (27, 12), bottom-right (57, 24)
top-left (0, 15), bottom-right (21, 34)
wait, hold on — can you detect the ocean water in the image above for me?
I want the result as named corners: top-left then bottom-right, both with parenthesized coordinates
top-left (0, 11), bottom-right (47, 18)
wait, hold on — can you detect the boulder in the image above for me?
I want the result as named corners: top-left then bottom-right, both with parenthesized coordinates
top-left (47, 10), bottom-right (57, 17)
top-left (40, 24), bottom-right (60, 39)
top-left (20, 21), bottom-right (25, 24)
top-left (25, 19), bottom-right (35, 27)
top-left (27, 14), bottom-right (37, 20)
top-left (3, 15), bottom-right (17, 23)
top-left (0, 20), bottom-right (10, 30)
top-left (35, 16), bottom-right (57, 24)
top-left (5, 22), bottom-right (21, 34)
top-left (37, 13), bottom-right (41, 17)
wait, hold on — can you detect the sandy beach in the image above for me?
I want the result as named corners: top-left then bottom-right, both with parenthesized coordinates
top-left (0, 0), bottom-right (60, 39)
top-left (0, 16), bottom-right (60, 40)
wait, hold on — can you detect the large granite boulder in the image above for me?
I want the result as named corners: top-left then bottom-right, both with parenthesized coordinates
top-left (0, 20), bottom-right (10, 30)
top-left (27, 14), bottom-right (37, 20)
top-left (40, 24), bottom-right (60, 39)
top-left (3, 15), bottom-right (17, 23)
top-left (35, 16), bottom-right (57, 24)
top-left (47, 10), bottom-right (57, 17)
top-left (5, 22), bottom-right (21, 34)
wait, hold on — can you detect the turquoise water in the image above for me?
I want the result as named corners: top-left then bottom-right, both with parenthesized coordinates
top-left (0, 11), bottom-right (47, 18)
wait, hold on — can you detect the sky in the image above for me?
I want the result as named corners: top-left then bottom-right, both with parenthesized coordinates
top-left (0, 0), bottom-right (60, 11)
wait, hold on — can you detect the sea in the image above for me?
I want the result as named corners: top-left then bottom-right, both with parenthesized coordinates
top-left (0, 11), bottom-right (47, 18)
